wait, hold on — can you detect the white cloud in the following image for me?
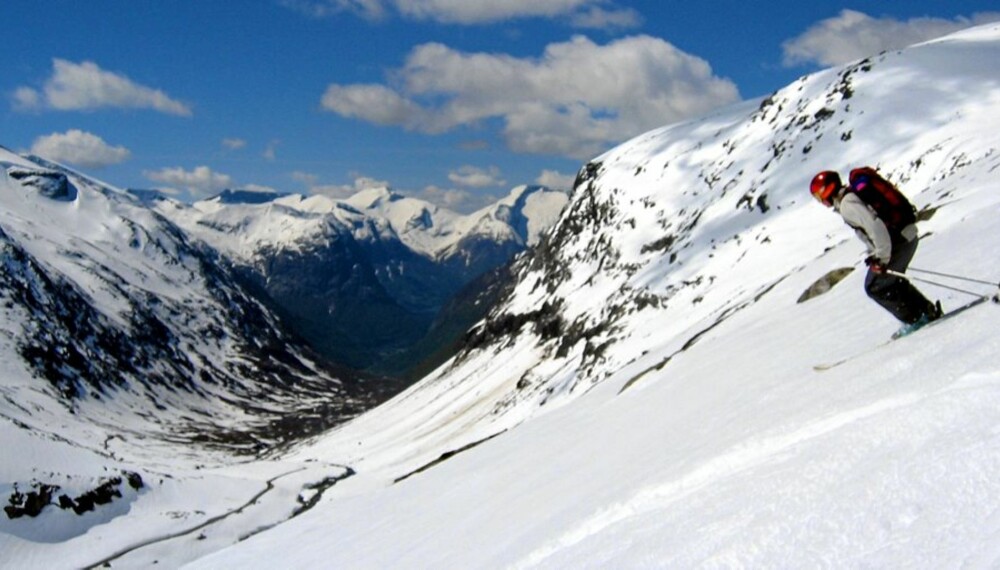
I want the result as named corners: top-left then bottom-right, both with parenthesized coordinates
top-left (13, 59), bottom-right (192, 116)
top-left (11, 87), bottom-right (41, 111)
top-left (284, 0), bottom-right (639, 28)
top-left (280, 0), bottom-right (386, 20)
top-left (222, 138), bottom-right (247, 150)
top-left (321, 84), bottom-right (428, 128)
top-left (569, 5), bottom-right (642, 30)
top-left (418, 185), bottom-right (497, 213)
top-left (535, 169), bottom-right (576, 190)
top-left (299, 173), bottom-right (391, 199)
top-left (292, 170), bottom-right (494, 212)
top-left (30, 130), bottom-right (131, 168)
top-left (243, 183), bottom-right (280, 194)
top-left (782, 10), bottom-right (1000, 67)
top-left (448, 165), bottom-right (506, 188)
top-left (395, 0), bottom-right (603, 25)
top-left (321, 35), bottom-right (740, 159)
top-left (144, 166), bottom-right (232, 197)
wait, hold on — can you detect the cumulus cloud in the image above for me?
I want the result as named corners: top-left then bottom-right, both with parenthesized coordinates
top-left (284, 0), bottom-right (639, 28)
top-left (30, 130), bottom-right (131, 168)
top-left (292, 170), bottom-right (496, 212)
top-left (783, 10), bottom-right (1000, 67)
top-left (11, 87), bottom-right (41, 111)
top-left (418, 185), bottom-right (497, 213)
top-left (535, 169), bottom-right (576, 190)
top-left (297, 172), bottom-right (392, 199)
top-left (321, 35), bottom-right (739, 159)
top-left (321, 84), bottom-right (427, 128)
top-left (13, 59), bottom-right (192, 116)
top-left (448, 165), bottom-right (506, 188)
top-left (243, 183), bottom-right (280, 194)
top-left (144, 166), bottom-right (232, 197)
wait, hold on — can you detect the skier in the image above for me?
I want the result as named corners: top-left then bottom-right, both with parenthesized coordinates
top-left (810, 168), bottom-right (941, 337)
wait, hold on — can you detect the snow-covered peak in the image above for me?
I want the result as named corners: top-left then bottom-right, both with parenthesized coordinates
top-left (344, 186), bottom-right (404, 209)
top-left (341, 186), bottom-right (462, 256)
top-left (466, 184), bottom-right (570, 247)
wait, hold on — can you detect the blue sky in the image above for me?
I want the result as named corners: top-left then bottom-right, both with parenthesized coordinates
top-left (3, 1), bottom-right (999, 211)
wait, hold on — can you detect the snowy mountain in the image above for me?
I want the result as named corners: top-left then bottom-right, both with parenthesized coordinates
top-left (0, 148), bottom-right (382, 560)
top-left (153, 185), bottom-right (569, 374)
top-left (6, 22), bottom-right (1000, 569)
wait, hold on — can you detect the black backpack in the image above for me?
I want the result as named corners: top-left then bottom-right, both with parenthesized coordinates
top-left (847, 167), bottom-right (916, 232)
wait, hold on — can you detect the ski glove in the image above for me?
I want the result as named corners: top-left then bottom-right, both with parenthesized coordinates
top-left (864, 255), bottom-right (885, 273)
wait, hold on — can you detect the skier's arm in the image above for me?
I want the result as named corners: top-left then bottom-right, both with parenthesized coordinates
top-left (838, 193), bottom-right (893, 262)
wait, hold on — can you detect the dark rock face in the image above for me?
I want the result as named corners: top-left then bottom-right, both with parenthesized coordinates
top-left (244, 224), bottom-right (526, 377)
top-left (3, 472), bottom-right (144, 519)
top-left (0, 227), bottom-right (158, 399)
top-left (6, 167), bottom-right (74, 200)
top-left (798, 267), bottom-right (855, 303)
top-left (212, 189), bottom-right (289, 204)
top-left (386, 262), bottom-right (517, 381)
top-left (0, 212), bottom-right (380, 451)
top-left (245, 235), bottom-right (445, 372)
top-left (0, 223), bottom-right (361, 411)
top-left (4, 484), bottom-right (59, 519)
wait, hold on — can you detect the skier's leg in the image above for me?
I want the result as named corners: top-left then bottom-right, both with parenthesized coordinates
top-left (865, 270), bottom-right (923, 323)
top-left (865, 237), bottom-right (936, 323)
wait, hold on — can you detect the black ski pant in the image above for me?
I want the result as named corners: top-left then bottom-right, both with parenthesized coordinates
top-left (864, 235), bottom-right (935, 324)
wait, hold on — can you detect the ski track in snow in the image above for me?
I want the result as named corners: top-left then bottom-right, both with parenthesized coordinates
top-left (80, 463), bottom-right (354, 569)
top-left (509, 392), bottom-right (934, 569)
top-left (82, 467), bottom-right (307, 569)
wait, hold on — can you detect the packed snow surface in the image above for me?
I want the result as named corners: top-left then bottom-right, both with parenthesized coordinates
top-left (4, 22), bottom-right (1000, 570)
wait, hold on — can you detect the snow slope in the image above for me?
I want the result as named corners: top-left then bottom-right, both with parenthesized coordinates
top-left (183, 22), bottom-right (1000, 569)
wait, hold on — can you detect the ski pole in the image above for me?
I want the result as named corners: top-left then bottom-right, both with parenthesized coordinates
top-left (883, 269), bottom-right (985, 298)
top-left (907, 267), bottom-right (1000, 288)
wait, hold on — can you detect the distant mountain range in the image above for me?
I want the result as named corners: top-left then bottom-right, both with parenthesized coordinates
top-left (150, 184), bottom-right (568, 376)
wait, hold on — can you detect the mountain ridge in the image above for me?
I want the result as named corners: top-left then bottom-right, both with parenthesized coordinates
top-left (154, 183), bottom-right (569, 373)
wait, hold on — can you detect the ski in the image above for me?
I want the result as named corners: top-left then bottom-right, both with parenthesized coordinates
top-left (813, 295), bottom-right (997, 372)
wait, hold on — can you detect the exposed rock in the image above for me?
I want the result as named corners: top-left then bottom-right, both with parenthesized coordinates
top-left (3, 471), bottom-right (146, 520)
top-left (7, 167), bottom-right (73, 200)
top-left (798, 267), bottom-right (855, 303)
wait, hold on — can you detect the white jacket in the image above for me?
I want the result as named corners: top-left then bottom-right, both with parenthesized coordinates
top-left (835, 191), bottom-right (918, 263)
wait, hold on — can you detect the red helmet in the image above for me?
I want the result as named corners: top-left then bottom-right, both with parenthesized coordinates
top-left (810, 171), bottom-right (842, 206)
